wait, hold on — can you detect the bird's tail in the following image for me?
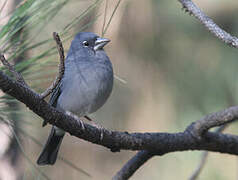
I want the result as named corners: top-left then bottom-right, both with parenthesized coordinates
top-left (37, 126), bottom-right (65, 165)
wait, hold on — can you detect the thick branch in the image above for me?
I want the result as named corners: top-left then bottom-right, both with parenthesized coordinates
top-left (178, 0), bottom-right (238, 48)
top-left (113, 125), bottom-right (231, 179)
top-left (0, 70), bottom-right (238, 156)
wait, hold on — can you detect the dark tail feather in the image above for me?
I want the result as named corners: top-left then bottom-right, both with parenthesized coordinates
top-left (37, 126), bottom-right (65, 165)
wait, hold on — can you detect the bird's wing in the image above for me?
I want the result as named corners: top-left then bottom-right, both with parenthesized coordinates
top-left (49, 81), bottom-right (62, 107)
top-left (42, 81), bottom-right (62, 127)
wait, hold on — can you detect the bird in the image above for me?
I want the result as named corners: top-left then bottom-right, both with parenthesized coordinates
top-left (37, 32), bottom-right (113, 165)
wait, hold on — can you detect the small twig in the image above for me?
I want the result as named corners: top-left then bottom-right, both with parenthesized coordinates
top-left (102, 0), bottom-right (122, 36)
top-left (178, 0), bottom-right (238, 48)
top-left (189, 124), bottom-right (229, 180)
top-left (114, 74), bottom-right (127, 84)
top-left (189, 151), bottom-right (208, 180)
top-left (113, 151), bottom-right (154, 180)
top-left (101, 0), bottom-right (108, 37)
top-left (0, 54), bottom-right (27, 86)
top-left (40, 32), bottom-right (65, 99)
top-left (186, 106), bottom-right (238, 139)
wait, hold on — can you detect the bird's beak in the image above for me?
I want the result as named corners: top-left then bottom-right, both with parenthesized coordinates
top-left (94, 37), bottom-right (110, 51)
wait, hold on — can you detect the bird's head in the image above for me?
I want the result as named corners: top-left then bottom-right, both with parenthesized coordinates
top-left (70, 32), bottom-right (110, 55)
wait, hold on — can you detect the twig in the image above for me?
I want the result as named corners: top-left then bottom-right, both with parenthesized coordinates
top-left (101, 0), bottom-right (108, 37)
top-left (0, 54), bottom-right (27, 86)
top-left (178, 0), bottom-right (238, 48)
top-left (189, 125), bottom-right (228, 180)
top-left (186, 106), bottom-right (238, 139)
top-left (40, 32), bottom-right (65, 99)
top-left (189, 151), bottom-right (208, 180)
top-left (102, 0), bottom-right (122, 36)
top-left (113, 151), bottom-right (154, 180)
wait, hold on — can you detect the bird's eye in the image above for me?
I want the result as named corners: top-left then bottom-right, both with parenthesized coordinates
top-left (83, 41), bottom-right (89, 47)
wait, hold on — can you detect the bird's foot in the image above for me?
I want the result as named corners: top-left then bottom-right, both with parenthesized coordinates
top-left (84, 115), bottom-right (92, 121)
top-left (66, 111), bottom-right (85, 131)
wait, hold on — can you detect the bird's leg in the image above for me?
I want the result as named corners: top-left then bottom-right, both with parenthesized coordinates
top-left (66, 111), bottom-right (85, 131)
top-left (84, 115), bottom-right (92, 121)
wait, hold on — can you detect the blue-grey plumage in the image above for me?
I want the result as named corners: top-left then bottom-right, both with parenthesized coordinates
top-left (37, 32), bottom-right (113, 165)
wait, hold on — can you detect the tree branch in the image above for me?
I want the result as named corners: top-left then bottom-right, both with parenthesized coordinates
top-left (0, 69), bottom-right (238, 155)
top-left (186, 106), bottom-right (238, 139)
top-left (113, 123), bottom-right (232, 180)
top-left (178, 0), bottom-right (238, 48)
top-left (40, 32), bottom-right (65, 99)
top-left (189, 151), bottom-right (208, 180)
top-left (113, 151), bottom-right (154, 180)
top-left (111, 0), bottom-right (238, 177)
top-left (0, 54), bottom-right (27, 86)
top-left (189, 124), bottom-right (228, 180)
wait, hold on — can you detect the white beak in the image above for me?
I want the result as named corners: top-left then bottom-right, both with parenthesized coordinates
top-left (94, 37), bottom-right (110, 51)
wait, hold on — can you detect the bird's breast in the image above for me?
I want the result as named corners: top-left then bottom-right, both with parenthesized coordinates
top-left (57, 63), bottom-right (113, 117)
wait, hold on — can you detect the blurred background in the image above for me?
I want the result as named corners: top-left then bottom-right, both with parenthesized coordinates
top-left (1, 0), bottom-right (238, 179)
